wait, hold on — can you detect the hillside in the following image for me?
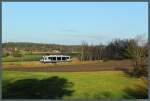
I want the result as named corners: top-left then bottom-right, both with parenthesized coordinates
top-left (2, 42), bottom-right (82, 53)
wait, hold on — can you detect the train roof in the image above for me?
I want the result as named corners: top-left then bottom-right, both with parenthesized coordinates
top-left (42, 55), bottom-right (70, 57)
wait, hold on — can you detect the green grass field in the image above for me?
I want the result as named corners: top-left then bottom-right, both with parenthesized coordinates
top-left (3, 71), bottom-right (145, 99)
top-left (2, 52), bottom-right (80, 62)
top-left (2, 55), bottom-right (42, 62)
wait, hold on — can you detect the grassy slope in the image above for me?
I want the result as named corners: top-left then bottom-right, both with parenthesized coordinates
top-left (2, 71), bottom-right (142, 99)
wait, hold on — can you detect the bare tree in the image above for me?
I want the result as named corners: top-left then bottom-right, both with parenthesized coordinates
top-left (125, 35), bottom-right (148, 77)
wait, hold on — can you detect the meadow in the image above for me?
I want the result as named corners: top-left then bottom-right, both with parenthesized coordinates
top-left (2, 71), bottom-right (146, 99)
top-left (2, 52), bottom-right (80, 62)
top-left (2, 54), bottom-right (42, 62)
top-left (2, 41), bottom-right (148, 99)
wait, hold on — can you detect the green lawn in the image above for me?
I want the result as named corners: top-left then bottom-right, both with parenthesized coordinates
top-left (2, 71), bottom-right (144, 99)
top-left (2, 55), bottom-right (42, 62)
top-left (2, 52), bottom-right (80, 62)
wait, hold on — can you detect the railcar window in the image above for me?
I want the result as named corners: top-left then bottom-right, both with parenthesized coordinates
top-left (57, 57), bottom-right (61, 60)
top-left (62, 57), bottom-right (67, 60)
top-left (48, 57), bottom-right (52, 60)
top-left (52, 57), bottom-right (56, 60)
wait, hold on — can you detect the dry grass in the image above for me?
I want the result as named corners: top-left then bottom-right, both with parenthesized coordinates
top-left (3, 60), bottom-right (101, 68)
top-left (3, 59), bottom-right (132, 70)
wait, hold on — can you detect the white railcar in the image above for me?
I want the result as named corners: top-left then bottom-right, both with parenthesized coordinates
top-left (40, 55), bottom-right (71, 63)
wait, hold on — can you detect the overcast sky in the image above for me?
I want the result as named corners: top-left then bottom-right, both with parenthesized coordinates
top-left (2, 2), bottom-right (148, 45)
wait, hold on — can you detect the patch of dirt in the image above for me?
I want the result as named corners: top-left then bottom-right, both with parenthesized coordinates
top-left (3, 60), bottom-right (133, 72)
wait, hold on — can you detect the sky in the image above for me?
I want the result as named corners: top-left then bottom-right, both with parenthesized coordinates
top-left (2, 2), bottom-right (148, 45)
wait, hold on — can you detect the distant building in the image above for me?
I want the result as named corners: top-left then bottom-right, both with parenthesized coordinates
top-left (52, 50), bottom-right (61, 53)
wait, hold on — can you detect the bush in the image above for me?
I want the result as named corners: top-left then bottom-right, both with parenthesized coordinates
top-left (123, 77), bottom-right (148, 99)
top-left (2, 52), bottom-right (9, 57)
top-left (124, 65), bottom-right (148, 78)
top-left (13, 52), bottom-right (22, 57)
top-left (12, 50), bottom-right (23, 57)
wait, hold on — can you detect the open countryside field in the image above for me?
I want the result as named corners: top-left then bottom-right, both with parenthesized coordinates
top-left (2, 71), bottom-right (146, 99)
top-left (2, 2), bottom-right (148, 100)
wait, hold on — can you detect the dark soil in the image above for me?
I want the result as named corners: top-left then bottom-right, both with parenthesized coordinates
top-left (4, 60), bottom-right (133, 72)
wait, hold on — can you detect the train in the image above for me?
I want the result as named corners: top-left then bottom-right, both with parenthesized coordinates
top-left (40, 55), bottom-right (71, 63)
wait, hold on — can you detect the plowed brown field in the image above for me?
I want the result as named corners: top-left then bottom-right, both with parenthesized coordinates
top-left (3, 60), bottom-right (133, 72)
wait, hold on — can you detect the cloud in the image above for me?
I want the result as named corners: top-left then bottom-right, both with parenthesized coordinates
top-left (61, 28), bottom-right (80, 33)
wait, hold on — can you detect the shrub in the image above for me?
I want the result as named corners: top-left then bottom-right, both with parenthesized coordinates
top-left (2, 52), bottom-right (9, 57)
top-left (123, 77), bottom-right (148, 99)
top-left (124, 65), bottom-right (148, 78)
top-left (12, 50), bottom-right (23, 57)
top-left (13, 52), bottom-right (22, 57)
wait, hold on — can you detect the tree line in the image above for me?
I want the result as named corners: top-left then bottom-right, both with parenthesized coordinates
top-left (2, 35), bottom-right (148, 62)
top-left (80, 35), bottom-right (148, 78)
top-left (80, 38), bottom-right (148, 61)
top-left (2, 42), bottom-right (82, 56)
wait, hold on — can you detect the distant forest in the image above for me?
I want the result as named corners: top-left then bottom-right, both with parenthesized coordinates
top-left (2, 35), bottom-right (148, 61)
top-left (2, 42), bottom-right (82, 53)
